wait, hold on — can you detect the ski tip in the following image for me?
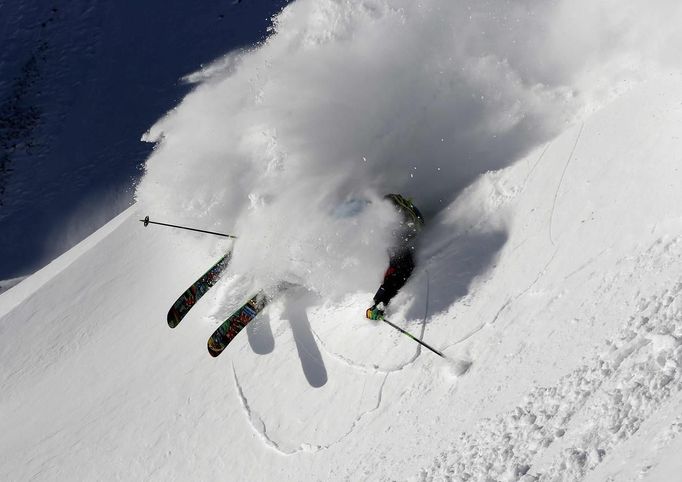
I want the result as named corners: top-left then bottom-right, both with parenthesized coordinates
top-left (167, 308), bottom-right (181, 328)
top-left (207, 346), bottom-right (222, 358)
top-left (207, 337), bottom-right (225, 358)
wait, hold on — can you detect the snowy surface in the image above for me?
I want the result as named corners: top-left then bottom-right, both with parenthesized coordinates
top-left (3, 1), bottom-right (682, 481)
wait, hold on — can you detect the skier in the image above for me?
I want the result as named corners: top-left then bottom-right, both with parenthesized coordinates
top-left (366, 193), bottom-right (425, 320)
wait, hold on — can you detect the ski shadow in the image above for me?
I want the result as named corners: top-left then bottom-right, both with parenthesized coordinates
top-left (246, 312), bottom-right (275, 355)
top-left (403, 227), bottom-right (508, 321)
top-left (281, 289), bottom-right (328, 388)
top-left (246, 288), bottom-right (328, 388)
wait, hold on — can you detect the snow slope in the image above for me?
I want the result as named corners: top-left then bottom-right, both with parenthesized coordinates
top-left (2, 74), bottom-right (682, 481)
top-left (3, 0), bottom-right (682, 480)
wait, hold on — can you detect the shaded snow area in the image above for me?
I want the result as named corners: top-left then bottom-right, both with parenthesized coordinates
top-left (0, 277), bottom-right (25, 295)
top-left (0, 0), bottom-right (290, 279)
top-left (2, 0), bottom-right (682, 481)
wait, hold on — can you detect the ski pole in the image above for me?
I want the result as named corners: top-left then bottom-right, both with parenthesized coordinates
top-left (381, 317), bottom-right (445, 358)
top-left (139, 216), bottom-right (237, 239)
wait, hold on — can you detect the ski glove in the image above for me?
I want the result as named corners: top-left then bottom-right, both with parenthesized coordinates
top-left (366, 305), bottom-right (385, 321)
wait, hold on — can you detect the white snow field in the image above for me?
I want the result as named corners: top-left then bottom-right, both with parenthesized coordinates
top-left (3, 0), bottom-right (682, 481)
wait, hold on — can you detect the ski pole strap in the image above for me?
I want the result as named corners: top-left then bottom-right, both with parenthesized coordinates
top-left (381, 317), bottom-right (445, 358)
top-left (139, 216), bottom-right (237, 239)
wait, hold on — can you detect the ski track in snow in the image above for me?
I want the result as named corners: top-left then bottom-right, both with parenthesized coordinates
top-left (306, 284), bottom-right (430, 375)
top-left (232, 362), bottom-right (390, 455)
top-left (307, 325), bottom-right (419, 374)
top-left (231, 272), bottom-right (436, 453)
top-left (550, 123), bottom-right (584, 247)
top-left (418, 235), bottom-right (682, 481)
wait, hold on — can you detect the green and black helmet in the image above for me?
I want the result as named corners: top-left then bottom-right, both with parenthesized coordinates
top-left (384, 193), bottom-right (425, 230)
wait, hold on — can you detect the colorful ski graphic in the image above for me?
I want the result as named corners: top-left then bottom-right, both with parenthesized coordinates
top-left (207, 291), bottom-right (268, 357)
top-left (167, 251), bottom-right (232, 328)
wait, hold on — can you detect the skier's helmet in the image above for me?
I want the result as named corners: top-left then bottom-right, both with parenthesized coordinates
top-left (384, 193), bottom-right (425, 230)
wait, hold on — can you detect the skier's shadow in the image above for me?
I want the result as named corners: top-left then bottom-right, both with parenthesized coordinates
top-left (246, 289), bottom-right (328, 388)
top-left (403, 227), bottom-right (508, 321)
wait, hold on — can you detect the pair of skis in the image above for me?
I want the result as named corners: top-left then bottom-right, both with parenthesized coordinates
top-left (167, 251), bottom-right (449, 360)
top-left (141, 216), bottom-right (261, 357)
top-left (147, 216), bottom-right (455, 362)
top-left (167, 250), bottom-right (269, 357)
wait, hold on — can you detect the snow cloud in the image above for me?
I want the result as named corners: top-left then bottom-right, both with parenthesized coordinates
top-left (135, 0), bottom-right (682, 296)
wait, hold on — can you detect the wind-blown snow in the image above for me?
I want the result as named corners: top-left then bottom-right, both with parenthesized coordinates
top-left (3, 1), bottom-right (682, 481)
top-left (136, 0), bottom-right (682, 299)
